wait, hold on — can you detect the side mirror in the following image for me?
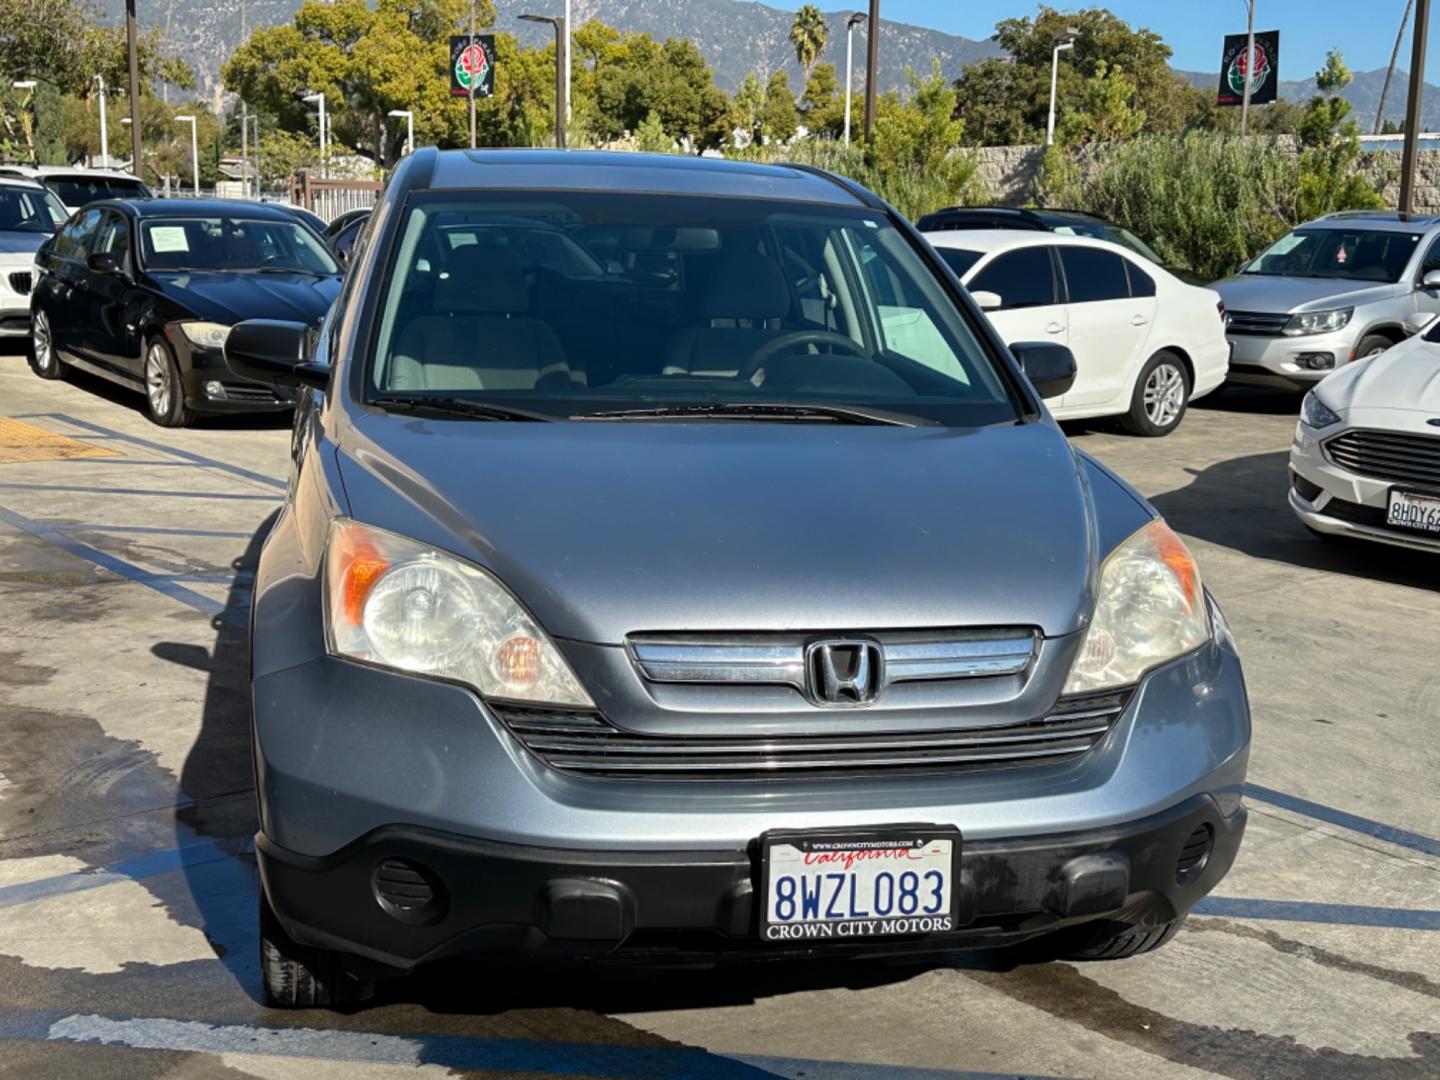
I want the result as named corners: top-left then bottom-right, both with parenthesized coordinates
top-left (225, 319), bottom-right (329, 390)
top-left (1011, 341), bottom-right (1077, 400)
top-left (971, 290), bottom-right (1003, 312)
top-left (1420, 269), bottom-right (1440, 290)
top-left (87, 251), bottom-right (121, 275)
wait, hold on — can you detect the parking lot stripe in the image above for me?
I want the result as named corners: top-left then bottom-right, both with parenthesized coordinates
top-left (0, 1010), bottom-right (1061, 1079)
top-left (0, 481), bottom-right (277, 501)
top-left (0, 503), bottom-right (225, 617)
top-left (55, 523), bottom-right (255, 538)
top-left (38, 413), bottom-right (289, 491)
top-left (1194, 897), bottom-right (1440, 931)
top-left (1244, 784), bottom-right (1440, 858)
top-left (0, 841), bottom-right (240, 911)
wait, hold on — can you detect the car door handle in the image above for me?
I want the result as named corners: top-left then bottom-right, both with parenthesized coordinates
top-left (1131, 315), bottom-right (1149, 326)
top-left (1045, 323), bottom-right (1064, 334)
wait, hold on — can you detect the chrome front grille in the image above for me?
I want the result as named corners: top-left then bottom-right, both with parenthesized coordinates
top-left (629, 629), bottom-right (1037, 693)
top-left (1324, 429), bottom-right (1440, 489)
top-left (7, 271), bottom-right (31, 296)
top-left (493, 689), bottom-right (1131, 781)
top-left (1224, 310), bottom-right (1289, 336)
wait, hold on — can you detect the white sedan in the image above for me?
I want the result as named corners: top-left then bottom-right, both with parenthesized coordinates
top-left (1289, 316), bottom-right (1440, 553)
top-left (928, 230), bottom-right (1230, 436)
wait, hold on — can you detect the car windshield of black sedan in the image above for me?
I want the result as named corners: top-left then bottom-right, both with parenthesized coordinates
top-left (138, 216), bottom-right (339, 275)
top-left (367, 193), bottom-right (1020, 425)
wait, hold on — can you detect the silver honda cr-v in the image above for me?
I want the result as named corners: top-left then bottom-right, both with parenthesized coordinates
top-left (227, 148), bottom-right (1250, 1008)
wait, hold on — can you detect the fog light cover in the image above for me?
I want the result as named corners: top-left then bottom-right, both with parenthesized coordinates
top-left (203, 380), bottom-right (226, 399)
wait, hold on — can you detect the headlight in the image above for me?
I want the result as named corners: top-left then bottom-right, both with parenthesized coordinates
top-left (177, 321), bottom-right (231, 349)
top-left (1064, 519), bottom-right (1211, 694)
top-left (323, 519), bottom-right (593, 707)
top-left (1300, 390), bottom-right (1341, 429)
top-left (1283, 308), bottom-right (1352, 336)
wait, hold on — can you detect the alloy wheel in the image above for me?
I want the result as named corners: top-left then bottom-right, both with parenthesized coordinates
top-left (1143, 362), bottom-right (1186, 428)
top-left (32, 310), bottom-right (54, 374)
top-left (145, 343), bottom-right (173, 419)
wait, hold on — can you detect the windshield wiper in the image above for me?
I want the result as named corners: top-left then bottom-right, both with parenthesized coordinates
top-left (369, 395), bottom-right (556, 422)
top-left (575, 402), bottom-right (936, 427)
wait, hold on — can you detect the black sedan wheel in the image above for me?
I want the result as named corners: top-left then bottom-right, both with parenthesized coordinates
top-left (144, 337), bottom-right (198, 428)
top-left (29, 308), bottom-right (64, 380)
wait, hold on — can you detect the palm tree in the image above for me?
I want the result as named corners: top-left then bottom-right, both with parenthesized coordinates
top-left (789, 4), bottom-right (828, 84)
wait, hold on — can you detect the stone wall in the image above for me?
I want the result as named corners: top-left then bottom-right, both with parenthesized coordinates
top-left (971, 140), bottom-right (1440, 216)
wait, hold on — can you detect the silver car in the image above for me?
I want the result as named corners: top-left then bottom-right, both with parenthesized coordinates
top-left (1214, 211), bottom-right (1440, 389)
top-left (225, 149), bottom-right (1251, 1008)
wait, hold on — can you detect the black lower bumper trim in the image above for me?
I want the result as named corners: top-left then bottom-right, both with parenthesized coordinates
top-left (258, 794), bottom-right (1246, 971)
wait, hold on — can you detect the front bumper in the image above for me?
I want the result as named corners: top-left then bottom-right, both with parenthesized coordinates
top-left (0, 299), bottom-right (28, 337)
top-left (258, 793), bottom-right (1246, 971)
top-left (173, 337), bottom-right (296, 413)
top-left (1226, 329), bottom-right (1356, 389)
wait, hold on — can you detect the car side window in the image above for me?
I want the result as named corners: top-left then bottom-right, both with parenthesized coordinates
top-left (95, 212), bottom-right (131, 272)
top-left (1059, 247), bottom-right (1131, 303)
top-left (66, 208), bottom-right (105, 262)
top-left (1124, 260), bottom-right (1156, 298)
top-left (969, 247), bottom-right (1057, 310)
top-left (1418, 235), bottom-right (1440, 280)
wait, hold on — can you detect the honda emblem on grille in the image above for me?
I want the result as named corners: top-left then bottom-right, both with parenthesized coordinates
top-left (806, 640), bottom-right (884, 706)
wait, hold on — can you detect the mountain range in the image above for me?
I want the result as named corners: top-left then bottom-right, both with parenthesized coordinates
top-left (97, 0), bottom-right (1440, 135)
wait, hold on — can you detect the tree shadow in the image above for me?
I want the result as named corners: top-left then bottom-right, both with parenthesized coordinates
top-left (1148, 451), bottom-right (1438, 591)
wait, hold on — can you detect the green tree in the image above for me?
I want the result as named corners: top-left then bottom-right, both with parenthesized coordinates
top-left (761, 70), bottom-right (798, 144)
top-left (0, 0), bottom-right (191, 98)
top-left (583, 28), bottom-right (729, 152)
top-left (954, 5), bottom-right (1192, 146)
top-left (789, 4), bottom-right (828, 84)
top-left (1295, 49), bottom-right (1384, 220)
top-left (1056, 61), bottom-right (1145, 145)
top-left (633, 109), bottom-right (671, 152)
top-left (799, 61), bottom-right (844, 138)
top-left (731, 70), bottom-right (764, 146)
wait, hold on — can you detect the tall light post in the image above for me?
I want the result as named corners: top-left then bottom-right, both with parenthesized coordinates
top-left (302, 92), bottom-right (327, 177)
top-left (563, 0), bottom-right (571, 125)
top-left (1400, 0), bottom-right (1432, 215)
top-left (12, 82), bottom-right (36, 164)
top-left (174, 114), bottom-right (198, 195)
top-left (93, 75), bottom-right (109, 168)
top-left (125, 0), bottom-right (142, 176)
top-left (250, 115), bottom-right (263, 198)
top-left (843, 13), bottom-right (866, 147)
top-left (863, 0), bottom-right (879, 142)
top-left (1046, 28), bottom-right (1079, 146)
top-left (388, 109), bottom-right (414, 157)
top-left (1240, 0), bottom-right (1256, 137)
top-left (519, 13), bottom-right (567, 148)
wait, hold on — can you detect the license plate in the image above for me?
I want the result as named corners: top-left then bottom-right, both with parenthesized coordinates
top-left (1387, 488), bottom-right (1440, 534)
top-left (760, 827), bottom-right (959, 944)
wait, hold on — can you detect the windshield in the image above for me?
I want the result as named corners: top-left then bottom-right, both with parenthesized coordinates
top-left (1050, 220), bottom-right (1165, 266)
top-left (935, 248), bottom-right (983, 277)
top-left (139, 216), bottom-right (340, 274)
top-left (1247, 227), bottom-right (1422, 282)
top-left (0, 186), bottom-right (67, 234)
top-left (46, 176), bottom-right (148, 206)
top-left (366, 193), bottom-right (1020, 426)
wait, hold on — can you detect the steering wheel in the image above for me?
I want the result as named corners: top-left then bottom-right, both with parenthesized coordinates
top-left (737, 330), bottom-right (870, 381)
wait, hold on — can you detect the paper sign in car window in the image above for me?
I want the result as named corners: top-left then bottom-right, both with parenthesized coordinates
top-left (149, 226), bottom-right (190, 253)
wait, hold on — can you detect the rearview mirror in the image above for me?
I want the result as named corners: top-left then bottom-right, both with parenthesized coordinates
top-left (87, 251), bottom-right (121, 275)
top-left (1010, 341), bottom-right (1077, 400)
top-left (225, 320), bottom-right (328, 390)
top-left (1421, 269), bottom-right (1440, 291)
top-left (971, 290), bottom-right (1003, 312)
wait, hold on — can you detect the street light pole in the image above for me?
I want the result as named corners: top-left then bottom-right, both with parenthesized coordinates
top-left (468, 0), bottom-right (477, 149)
top-left (1240, 0), bottom-right (1256, 137)
top-left (388, 109), bottom-right (414, 156)
top-left (519, 13), bottom-right (566, 148)
top-left (1046, 32), bottom-right (1077, 146)
top-left (174, 114), bottom-right (198, 195)
top-left (94, 75), bottom-right (109, 168)
top-left (862, 0), bottom-right (879, 142)
top-left (125, 0), bottom-right (142, 175)
top-left (251, 115), bottom-right (262, 197)
top-left (302, 92), bottom-right (327, 178)
top-left (1400, 0), bottom-right (1432, 215)
top-left (843, 13), bottom-right (865, 147)
top-left (563, 0), bottom-right (571, 125)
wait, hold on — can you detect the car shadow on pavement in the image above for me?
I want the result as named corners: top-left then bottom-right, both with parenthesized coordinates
top-left (1148, 450), bottom-right (1437, 591)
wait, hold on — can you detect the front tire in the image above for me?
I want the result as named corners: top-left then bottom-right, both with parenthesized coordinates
top-left (1121, 352), bottom-right (1190, 437)
top-left (29, 307), bottom-right (64, 380)
top-left (259, 892), bottom-right (375, 1009)
top-left (1354, 333), bottom-right (1392, 361)
top-left (144, 336), bottom-right (198, 428)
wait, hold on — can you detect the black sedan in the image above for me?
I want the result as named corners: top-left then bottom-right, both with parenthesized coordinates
top-left (29, 199), bottom-right (341, 426)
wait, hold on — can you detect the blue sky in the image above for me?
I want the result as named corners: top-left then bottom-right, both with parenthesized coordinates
top-left (807, 2), bottom-right (1430, 78)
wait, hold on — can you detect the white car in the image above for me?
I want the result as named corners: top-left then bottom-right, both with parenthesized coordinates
top-left (1289, 315), bottom-right (1440, 553)
top-left (927, 230), bottom-right (1230, 436)
top-left (0, 165), bottom-right (150, 212)
top-left (0, 178), bottom-right (67, 341)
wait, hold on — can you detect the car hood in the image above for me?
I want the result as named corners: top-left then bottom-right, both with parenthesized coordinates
top-left (335, 417), bottom-right (1098, 645)
top-left (147, 270), bottom-right (341, 325)
top-left (1211, 274), bottom-right (1400, 313)
top-left (0, 231), bottom-right (47, 257)
top-left (1315, 334), bottom-right (1440, 413)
